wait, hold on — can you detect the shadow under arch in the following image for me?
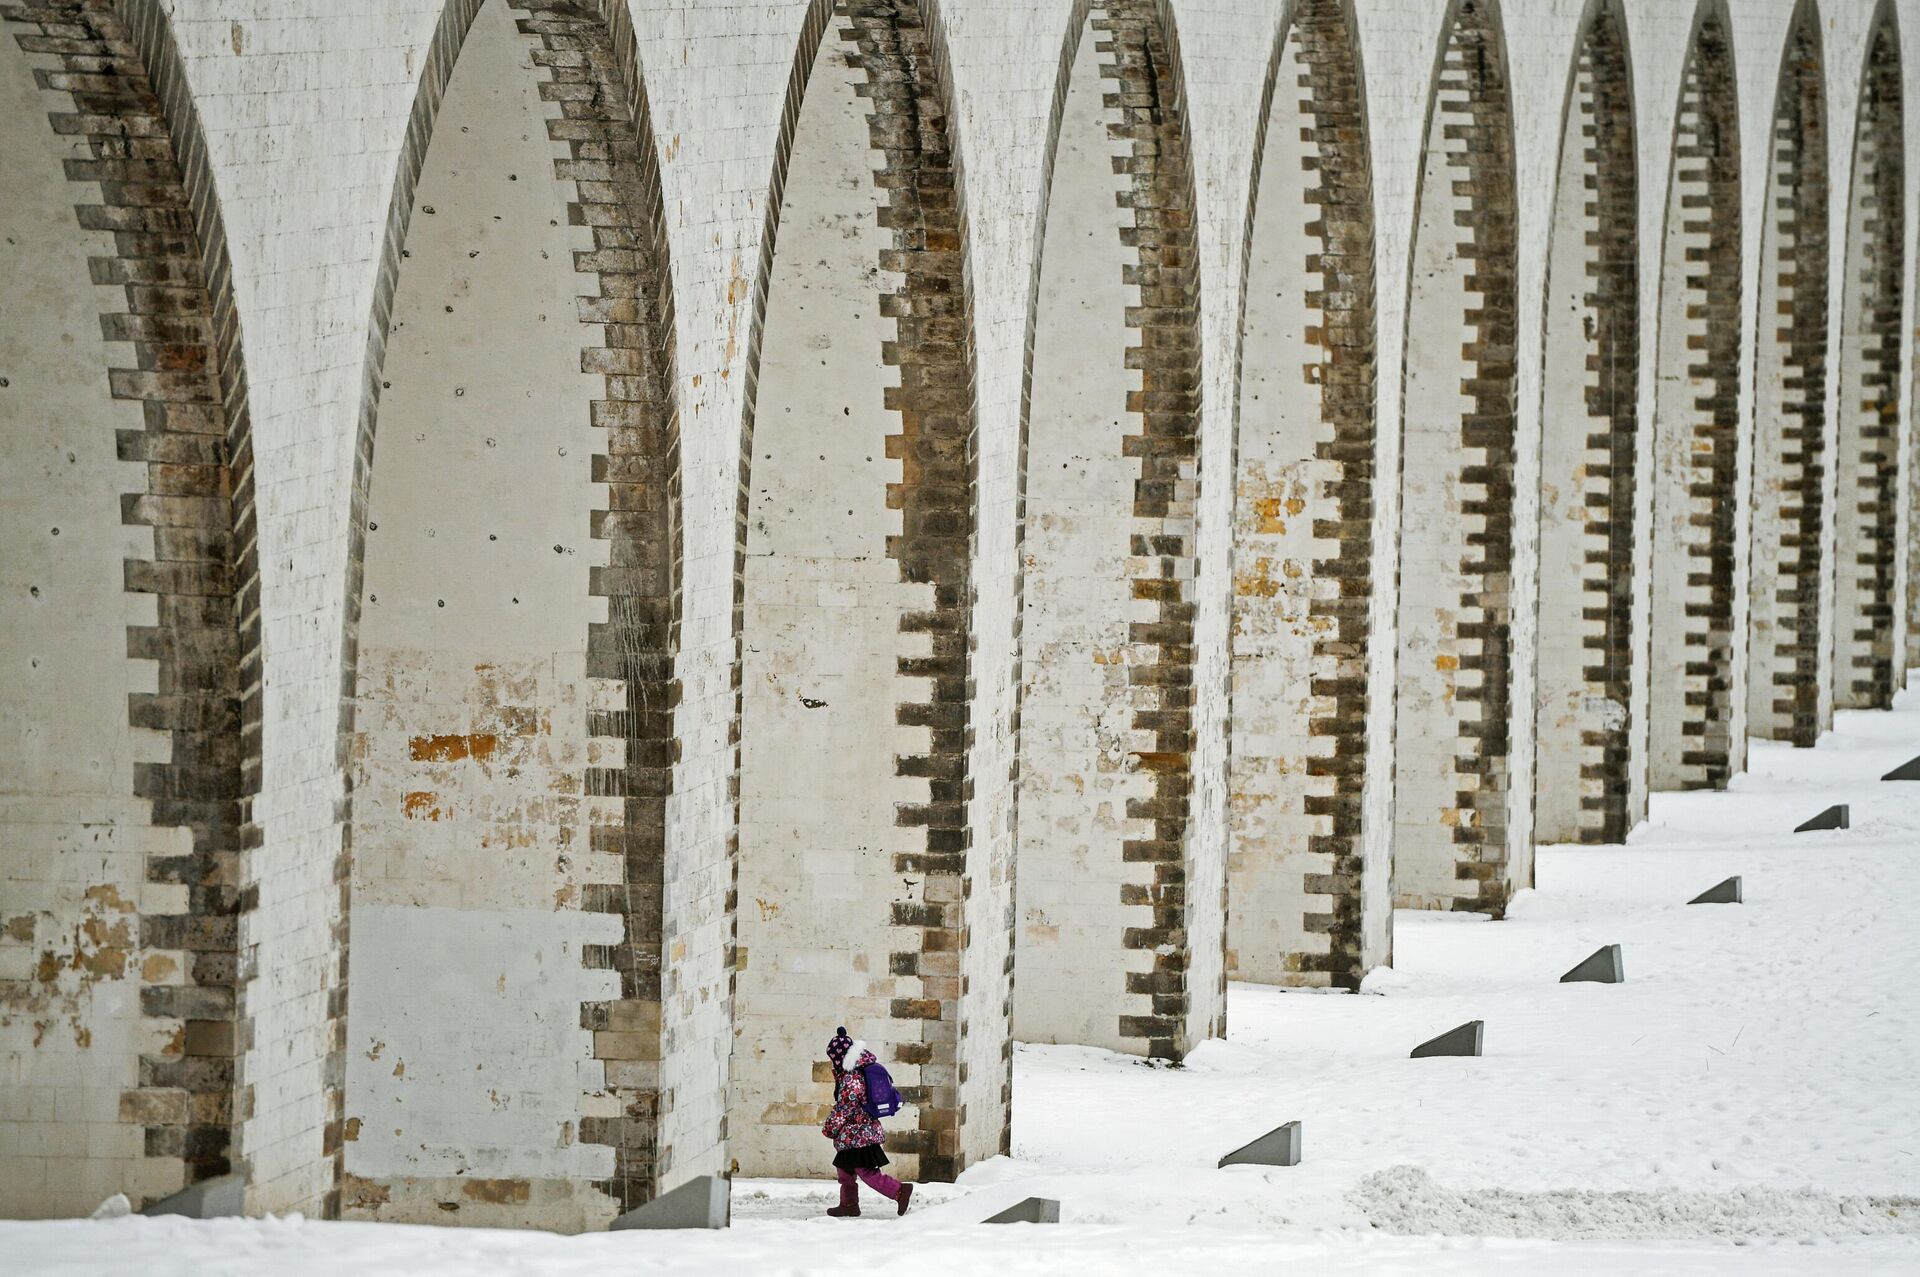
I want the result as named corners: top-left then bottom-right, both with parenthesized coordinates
top-left (1225, 0), bottom-right (1384, 987)
top-left (340, 0), bottom-right (684, 1226)
top-left (1531, 0), bottom-right (1639, 846)
top-left (1646, 0), bottom-right (1742, 792)
top-left (1391, 0), bottom-right (1523, 916)
top-left (0, 0), bottom-right (257, 1215)
top-left (1832, 0), bottom-right (1905, 708)
top-left (1747, 0), bottom-right (1830, 746)
top-left (727, 0), bottom-right (999, 1185)
top-left (1014, 0), bottom-right (1216, 1061)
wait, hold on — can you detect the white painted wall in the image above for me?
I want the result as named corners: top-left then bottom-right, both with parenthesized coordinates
top-left (733, 31), bottom-right (928, 1178)
top-left (342, 0), bottom-right (619, 1230)
top-left (1227, 21), bottom-right (1341, 982)
top-left (1015, 24), bottom-right (1159, 1050)
top-left (1392, 51), bottom-right (1481, 911)
top-left (0, 34), bottom-right (182, 1219)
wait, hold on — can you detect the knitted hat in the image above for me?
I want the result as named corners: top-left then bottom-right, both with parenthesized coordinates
top-left (826, 1025), bottom-right (853, 1070)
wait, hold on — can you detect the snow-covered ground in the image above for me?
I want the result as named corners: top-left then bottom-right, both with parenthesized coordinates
top-left (13, 683), bottom-right (1920, 1274)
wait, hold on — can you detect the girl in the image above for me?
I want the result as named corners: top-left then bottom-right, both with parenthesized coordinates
top-left (822, 1026), bottom-right (912, 1218)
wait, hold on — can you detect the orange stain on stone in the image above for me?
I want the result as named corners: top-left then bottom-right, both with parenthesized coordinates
top-left (403, 792), bottom-right (444, 821)
top-left (409, 733), bottom-right (498, 763)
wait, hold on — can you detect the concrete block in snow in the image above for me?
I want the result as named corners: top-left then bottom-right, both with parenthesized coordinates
top-left (1410, 1021), bottom-right (1483, 1058)
top-left (984, 1197), bottom-right (1060, 1224)
top-left (1560, 944), bottom-right (1624, 984)
top-left (141, 1173), bottom-right (244, 1218)
top-left (1882, 755), bottom-right (1920, 780)
top-left (609, 1175), bottom-right (730, 1230)
top-left (1689, 876), bottom-right (1743, 904)
top-left (1794, 804), bottom-right (1849, 832)
top-left (1218, 1120), bottom-right (1301, 1168)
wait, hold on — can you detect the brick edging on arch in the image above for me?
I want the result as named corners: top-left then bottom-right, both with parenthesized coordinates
top-left (337, 0), bottom-right (686, 1215)
top-left (1748, 4), bottom-right (1830, 748)
top-left (2, 0), bottom-right (257, 1203)
top-left (1228, 0), bottom-right (1380, 987)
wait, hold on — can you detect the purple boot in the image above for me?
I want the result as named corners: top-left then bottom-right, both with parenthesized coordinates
top-left (826, 1169), bottom-right (860, 1218)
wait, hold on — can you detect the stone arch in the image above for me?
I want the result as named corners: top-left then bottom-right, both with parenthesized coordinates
top-left (1647, 0), bottom-right (1742, 792)
top-left (339, 0), bottom-right (683, 1229)
top-left (730, 0), bottom-right (995, 1184)
top-left (1747, 2), bottom-right (1830, 747)
top-left (1226, 0), bottom-right (1381, 987)
top-left (1392, 0), bottom-right (1522, 914)
top-left (1531, 0), bottom-right (1638, 846)
top-left (1015, 0), bottom-right (1213, 1059)
top-left (0, 0), bottom-right (256, 1217)
top-left (1832, 3), bottom-right (1904, 709)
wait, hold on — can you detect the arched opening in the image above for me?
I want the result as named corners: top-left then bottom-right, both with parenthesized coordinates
top-left (341, 0), bottom-right (680, 1229)
top-left (1832, 9), bottom-right (1904, 710)
top-left (1647, 5), bottom-right (1742, 792)
top-left (1016, 0), bottom-right (1212, 1059)
top-left (732, 0), bottom-right (990, 1183)
top-left (1392, 0), bottom-right (1521, 914)
top-left (1227, 0), bottom-right (1381, 987)
top-left (1531, 0), bottom-right (1638, 846)
top-left (1746, 7), bottom-right (1829, 747)
top-left (0, 2), bottom-right (252, 1217)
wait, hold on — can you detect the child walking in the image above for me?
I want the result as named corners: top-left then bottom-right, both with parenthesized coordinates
top-left (822, 1026), bottom-right (913, 1218)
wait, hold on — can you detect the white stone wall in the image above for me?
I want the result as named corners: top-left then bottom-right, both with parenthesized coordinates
top-left (732, 31), bottom-right (929, 1178)
top-left (0, 38), bottom-right (182, 1217)
top-left (1015, 24), bottom-right (1155, 1050)
top-left (5, 0), bottom-right (1920, 1218)
top-left (1227, 23), bottom-right (1339, 981)
top-left (340, 1), bottom-right (620, 1229)
top-left (1532, 57), bottom-right (1605, 845)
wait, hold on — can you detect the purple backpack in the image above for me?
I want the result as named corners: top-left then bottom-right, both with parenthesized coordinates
top-left (860, 1061), bottom-right (904, 1119)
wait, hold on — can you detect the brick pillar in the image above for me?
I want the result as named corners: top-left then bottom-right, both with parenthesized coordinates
top-left (1227, 0), bottom-right (1381, 987)
top-left (1747, 13), bottom-right (1829, 747)
top-left (1, 0), bottom-right (254, 1211)
top-left (1392, 0), bottom-right (1520, 914)
top-left (1015, 0), bottom-right (1211, 1058)
top-left (1832, 18), bottom-right (1904, 711)
top-left (1647, 14), bottom-right (1741, 792)
top-left (1532, 4), bottom-right (1637, 846)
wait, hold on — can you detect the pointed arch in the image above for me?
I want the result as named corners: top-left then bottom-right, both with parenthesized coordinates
top-left (1531, 0), bottom-right (1639, 846)
top-left (339, 0), bottom-right (684, 1226)
top-left (1392, 0), bottom-right (1523, 914)
top-left (728, 0), bottom-right (994, 1184)
top-left (1647, 0), bottom-right (1742, 791)
top-left (0, 0), bottom-right (256, 1216)
top-left (1226, 0), bottom-right (1382, 986)
top-left (1833, 1), bottom-right (1905, 708)
top-left (1015, 0), bottom-right (1214, 1058)
top-left (1747, 1), bottom-right (1831, 746)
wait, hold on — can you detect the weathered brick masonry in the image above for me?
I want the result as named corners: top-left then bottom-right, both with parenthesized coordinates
top-left (855, 0), bottom-right (983, 1180)
top-left (1647, 11), bottom-right (1741, 793)
top-left (1532, 0), bottom-right (1637, 846)
top-left (1832, 14), bottom-right (1904, 712)
top-left (1747, 10), bottom-right (1830, 748)
top-left (1, 0), bottom-right (255, 1209)
top-left (519, 0), bottom-right (685, 1214)
top-left (1015, 0), bottom-right (1214, 1058)
top-left (1392, 0), bottom-right (1520, 914)
top-left (1227, 0), bottom-right (1379, 986)
top-left (731, 0), bottom-right (1002, 1181)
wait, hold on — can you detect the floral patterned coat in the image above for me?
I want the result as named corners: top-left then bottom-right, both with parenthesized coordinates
top-left (822, 1044), bottom-right (885, 1151)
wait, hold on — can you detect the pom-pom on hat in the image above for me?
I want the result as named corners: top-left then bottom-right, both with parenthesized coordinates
top-left (827, 1026), bottom-right (853, 1069)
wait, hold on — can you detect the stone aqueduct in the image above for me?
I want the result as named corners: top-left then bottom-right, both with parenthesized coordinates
top-left (1, 0), bottom-right (1915, 1229)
